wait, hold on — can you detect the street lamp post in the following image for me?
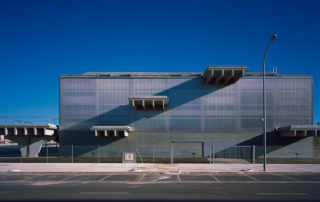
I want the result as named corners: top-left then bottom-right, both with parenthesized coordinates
top-left (263, 34), bottom-right (277, 172)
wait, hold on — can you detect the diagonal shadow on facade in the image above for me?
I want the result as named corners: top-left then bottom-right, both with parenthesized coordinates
top-left (60, 77), bottom-right (228, 156)
top-left (212, 131), bottom-right (311, 161)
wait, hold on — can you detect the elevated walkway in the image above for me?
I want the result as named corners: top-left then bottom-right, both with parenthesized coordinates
top-left (0, 124), bottom-right (58, 157)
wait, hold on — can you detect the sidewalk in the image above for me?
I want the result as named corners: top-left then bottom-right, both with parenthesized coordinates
top-left (1, 163), bottom-right (320, 173)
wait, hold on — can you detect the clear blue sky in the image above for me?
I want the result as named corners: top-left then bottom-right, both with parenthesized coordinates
top-left (0, 0), bottom-right (319, 124)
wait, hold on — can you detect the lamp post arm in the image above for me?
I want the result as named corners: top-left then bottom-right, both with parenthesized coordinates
top-left (263, 41), bottom-right (272, 72)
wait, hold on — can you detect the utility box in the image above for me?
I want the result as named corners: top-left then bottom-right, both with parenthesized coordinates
top-left (122, 152), bottom-right (136, 163)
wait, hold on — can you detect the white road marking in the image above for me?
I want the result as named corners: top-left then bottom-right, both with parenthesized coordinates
top-left (98, 175), bottom-right (112, 182)
top-left (270, 173), bottom-right (298, 181)
top-left (158, 176), bottom-right (171, 180)
top-left (258, 193), bottom-right (308, 195)
top-left (138, 173), bottom-right (146, 182)
top-left (177, 175), bottom-right (181, 182)
top-left (211, 191), bottom-right (226, 195)
top-left (80, 192), bottom-right (129, 195)
top-left (241, 173), bottom-right (260, 181)
top-left (209, 174), bottom-right (220, 182)
top-left (59, 177), bottom-right (72, 181)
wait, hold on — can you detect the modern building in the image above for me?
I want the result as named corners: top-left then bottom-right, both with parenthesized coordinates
top-left (57, 66), bottom-right (320, 159)
top-left (0, 65), bottom-right (319, 158)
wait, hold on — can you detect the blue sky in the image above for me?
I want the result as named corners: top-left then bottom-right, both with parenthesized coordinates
top-left (0, 0), bottom-right (319, 124)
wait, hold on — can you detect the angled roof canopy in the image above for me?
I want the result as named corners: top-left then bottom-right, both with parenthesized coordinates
top-left (203, 66), bottom-right (248, 85)
top-left (276, 125), bottom-right (320, 137)
top-left (129, 96), bottom-right (169, 110)
top-left (91, 126), bottom-right (132, 137)
top-left (0, 123), bottom-right (58, 136)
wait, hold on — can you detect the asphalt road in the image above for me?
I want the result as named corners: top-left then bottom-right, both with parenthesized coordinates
top-left (0, 172), bottom-right (320, 201)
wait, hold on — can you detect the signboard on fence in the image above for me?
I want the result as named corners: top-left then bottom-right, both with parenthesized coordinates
top-left (122, 152), bottom-right (136, 163)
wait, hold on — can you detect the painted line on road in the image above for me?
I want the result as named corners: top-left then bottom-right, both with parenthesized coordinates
top-left (209, 174), bottom-right (220, 182)
top-left (108, 180), bottom-right (320, 184)
top-left (59, 177), bottom-right (72, 181)
top-left (80, 192), bottom-right (129, 195)
top-left (258, 193), bottom-right (308, 195)
top-left (270, 173), bottom-right (298, 181)
top-left (98, 174), bottom-right (112, 182)
top-left (137, 173), bottom-right (146, 182)
top-left (240, 173), bottom-right (260, 181)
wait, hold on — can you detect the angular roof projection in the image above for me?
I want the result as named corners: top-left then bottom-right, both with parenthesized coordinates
top-left (0, 123), bottom-right (58, 129)
top-left (203, 66), bottom-right (248, 84)
top-left (91, 126), bottom-right (132, 137)
top-left (91, 126), bottom-right (132, 131)
top-left (129, 96), bottom-right (169, 110)
top-left (0, 123), bottom-right (58, 136)
top-left (277, 125), bottom-right (320, 137)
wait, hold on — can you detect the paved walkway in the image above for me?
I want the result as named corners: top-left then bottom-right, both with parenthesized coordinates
top-left (1, 163), bottom-right (320, 173)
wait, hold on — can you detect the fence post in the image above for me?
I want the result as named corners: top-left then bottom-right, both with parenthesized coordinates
top-left (170, 143), bottom-right (173, 164)
top-left (46, 143), bottom-right (48, 163)
top-left (98, 145), bottom-right (100, 164)
top-left (152, 146), bottom-right (155, 164)
top-left (20, 145), bottom-right (22, 164)
top-left (211, 144), bottom-right (214, 164)
top-left (252, 145), bottom-right (255, 164)
top-left (209, 145), bottom-right (212, 164)
top-left (71, 145), bottom-right (73, 163)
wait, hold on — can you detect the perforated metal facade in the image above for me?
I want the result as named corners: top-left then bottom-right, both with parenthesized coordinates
top-left (58, 73), bottom-right (314, 158)
top-left (60, 75), bottom-right (312, 133)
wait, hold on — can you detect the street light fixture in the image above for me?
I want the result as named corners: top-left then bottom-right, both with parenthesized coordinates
top-left (263, 34), bottom-right (277, 172)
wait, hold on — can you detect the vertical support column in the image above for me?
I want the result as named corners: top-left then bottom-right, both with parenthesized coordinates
top-left (124, 131), bottom-right (128, 137)
top-left (46, 143), bottom-right (48, 163)
top-left (71, 144), bottom-right (74, 164)
top-left (20, 145), bottom-right (22, 164)
top-left (170, 143), bottom-right (173, 164)
top-left (206, 69), bottom-right (214, 83)
top-left (224, 70), bottom-right (234, 84)
top-left (252, 145), bottom-right (255, 164)
top-left (142, 100), bottom-right (145, 109)
top-left (104, 130), bottom-right (108, 136)
top-left (152, 100), bottom-right (155, 109)
top-left (215, 70), bottom-right (224, 84)
top-left (98, 145), bottom-right (100, 164)
top-left (153, 146), bottom-right (155, 164)
top-left (95, 130), bottom-right (98, 137)
top-left (14, 128), bottom-right (18, 135)
top-left (4, 128), bottom-right (8, 136)
top-left (211, 144), bottom-right (214, 164)
top-left (162, 100), bottom-right (165, 110)
top-left (114, 130), bottom-right (118, 137)
top-left (24, 128), bottom-right (27, 135)
top-left (132, 100), bottom-right (135, 108)
top-left (27, 136), bottom-right (31, 157)
top-left (34, 128), bottom-right (37, 136)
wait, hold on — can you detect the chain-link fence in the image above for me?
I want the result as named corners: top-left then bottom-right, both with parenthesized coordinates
top-left (1, 142), bottom-right (320, 164)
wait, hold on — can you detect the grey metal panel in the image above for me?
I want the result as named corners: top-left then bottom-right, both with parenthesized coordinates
top-left (59, 75), bottom-right (313, 145)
